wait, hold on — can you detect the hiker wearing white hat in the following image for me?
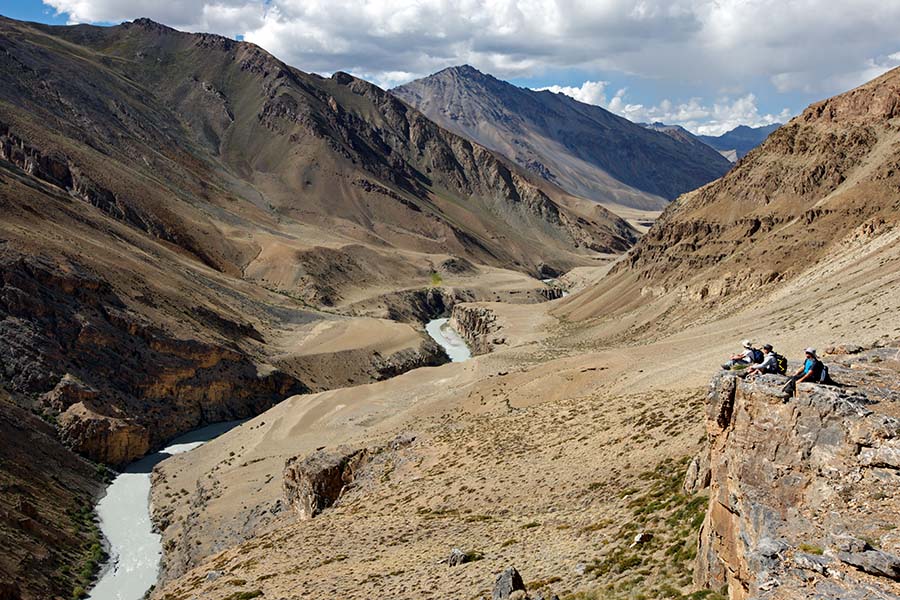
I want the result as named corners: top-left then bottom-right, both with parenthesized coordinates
top-left (746, 343), bottom-right (783, 376)
top-left (721, 339), bottom-right (762, 370)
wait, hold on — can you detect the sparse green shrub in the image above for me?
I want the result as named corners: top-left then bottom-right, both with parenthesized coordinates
top-left (798, 543), bottom-right (824, 555)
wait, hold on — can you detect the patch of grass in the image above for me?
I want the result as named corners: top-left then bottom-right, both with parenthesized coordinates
top-left (579, 457), bottom-right (715, 600)
top-left (685, 589), bottom-right (727, 600)
top-left (798, 543), bottom-right (824, 555)
top-left (862, 537), bottom-right (881, 550)
top-left (430, 272), bottom-right (443, 286)
top-left (464, 514), bottom-right (493, 523)
top-left (32, 406), bottom-right (59, 426)
top-left (521, 521), bottom-right (541, 529)
top-left (528, 575), bottom-right (562, 588)
top-left (94, 463), bottom-right (113, 483)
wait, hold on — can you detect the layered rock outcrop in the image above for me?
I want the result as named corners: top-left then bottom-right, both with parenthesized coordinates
top-left (693, 351), bottom-right (900, 599)
top-left (282, 435), bottom-right (416, 520)
top-left (0, 253), bottom-right (307, 466)
top-left (450, 304), bottom-right (501, 355)
top-left (282, 447), bottom-right (372, 520)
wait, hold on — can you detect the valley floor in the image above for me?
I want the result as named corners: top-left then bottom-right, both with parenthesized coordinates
top-left (152, 231), bottom-right (900, 599)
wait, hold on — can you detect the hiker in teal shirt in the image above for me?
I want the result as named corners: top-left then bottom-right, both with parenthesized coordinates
top-left (781, 348), bottom-right (822, 397)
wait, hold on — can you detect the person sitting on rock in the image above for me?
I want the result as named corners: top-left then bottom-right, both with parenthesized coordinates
top-left (722, 339), bottom-right (760, 370)
top-left (780, 347), bottom-right (823, 396)
top-left (746, 344), bottom-right (778, 376)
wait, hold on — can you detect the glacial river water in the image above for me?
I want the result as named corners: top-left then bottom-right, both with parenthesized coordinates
top-left (87, 421), bottom-right (242, 600)
top-left (425, 317), bottom-right (472, 362)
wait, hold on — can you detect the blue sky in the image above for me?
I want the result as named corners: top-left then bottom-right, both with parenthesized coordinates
top-left (5, 0), bottom-right (900, 135)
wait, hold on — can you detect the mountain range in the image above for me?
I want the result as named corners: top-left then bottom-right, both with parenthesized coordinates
top-left (559, 67), bottom-right (900, 332)
top-left (697, 123), bottom-right (782, 161)
top-left (393, 65), bottom-right (733, 211)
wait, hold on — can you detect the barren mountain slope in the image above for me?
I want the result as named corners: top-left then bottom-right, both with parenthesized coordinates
top-left (557, 66), bottom-right (900, 339)
top-left (393, 65), bottom-right (732, 211)
top-left (0, 14), bottom-right (638, 470)
top-left (0, 388), bottom-right (102, 600)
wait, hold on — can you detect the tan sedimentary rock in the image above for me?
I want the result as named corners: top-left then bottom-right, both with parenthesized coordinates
top-left (450, 304), bottom-right (501, 355)
top-left (282, 447), bottom-right (372, 520)
top-left (694, 354), bottom-right (900, 599)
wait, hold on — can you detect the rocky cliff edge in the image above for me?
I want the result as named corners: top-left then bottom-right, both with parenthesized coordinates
top-left (692, 347), bottom-right (900, 599)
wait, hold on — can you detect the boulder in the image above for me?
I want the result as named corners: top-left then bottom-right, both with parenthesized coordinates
top-left (631, 532), bottom-right (653, 547)
top-left (824, 344), bottom-right (865, 355)
top-left (829, 535), bottom-right (869, 554)
top-left (282, 446), bottom-right (371, 519)
top-left (448, 548), bottom-right (467, 567)
top-left (492, 567), bottom-right (526, 600)
top-left (837, 550), bottom-right (900, 580)
top-left (793, 552), bottom-right (831, 574)
top-left (682, 452), bottom-right (711, 494)
top-left (859, 442), bottom-right (900, 469)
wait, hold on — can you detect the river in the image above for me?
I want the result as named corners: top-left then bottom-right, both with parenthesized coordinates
top-left (87, 421), bottom-right (242, 600)
top-left (425, 317), bottom-right (471, 362)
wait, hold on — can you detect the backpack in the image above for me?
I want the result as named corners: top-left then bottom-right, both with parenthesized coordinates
top-left (750, 348), bottom-right (764, 364)
top-left (774, 353), bottom-right (788, 375)
top-left (818, 363), bottom-right (830, 384)
top-left (809, 359), bottom-right (827, 383)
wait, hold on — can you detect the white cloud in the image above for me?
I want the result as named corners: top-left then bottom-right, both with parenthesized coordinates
top-left (43, 0), bottom-right (265, 35)
top-left (541, 85), bottom-right (790, 136)
top-left (42, 0), bottom-right (900, 91)
top-left (40, 0), bottom-right (900, 132)
top-left (536, 81), bottom-right (609, 106)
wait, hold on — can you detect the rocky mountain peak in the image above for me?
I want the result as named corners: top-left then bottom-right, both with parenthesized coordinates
top-left (125, 17), bottom-right (177, 33)
top-left (394, 66), bottom-right (731, 209)
top-left (443, 64), bottom-right (484, 77)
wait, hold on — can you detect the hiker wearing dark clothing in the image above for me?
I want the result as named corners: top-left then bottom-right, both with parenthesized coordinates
top-left (781, 347), bottom-right (830, 396)
top-left (746, 344), bottom-right (783, 375)
top-left (722, 339), bottom-right (761, 370)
